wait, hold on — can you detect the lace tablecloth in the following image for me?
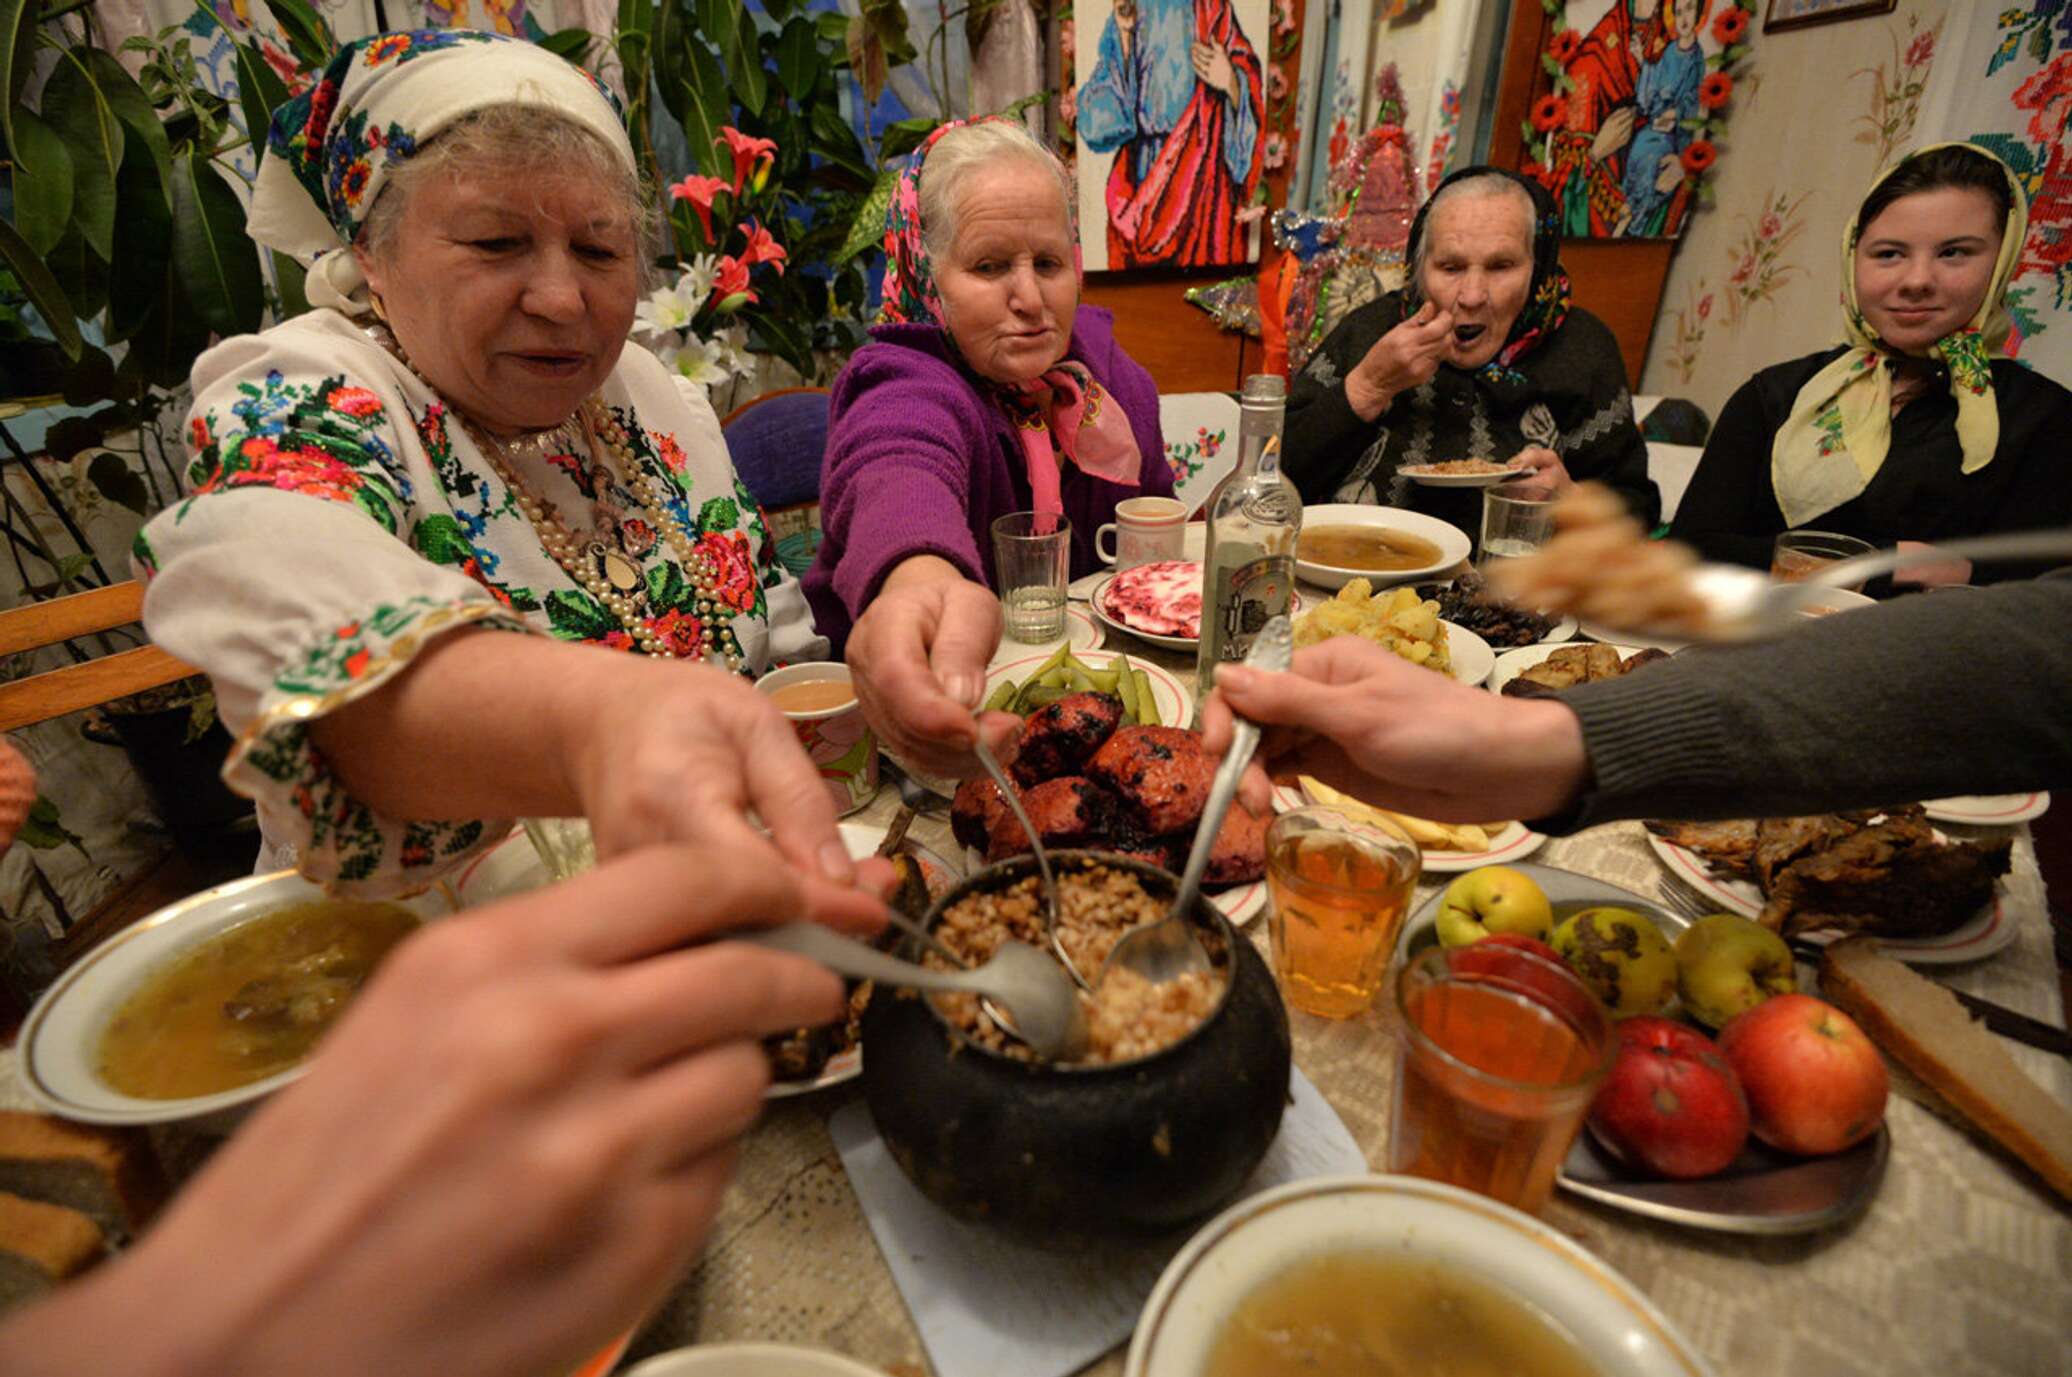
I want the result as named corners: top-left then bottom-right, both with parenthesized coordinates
top-left (4, 644), bottom-right (2066, 1377)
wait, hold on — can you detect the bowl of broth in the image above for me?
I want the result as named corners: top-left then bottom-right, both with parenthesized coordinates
top-left (755, 662), bottom-right (879, 815)
top-left (1128, 1174), bottom-right (1714, 1377)
top-left (1294, 504), bottom-right (1472, 589)
top-left (20, 870), bottom-right (449, 1128)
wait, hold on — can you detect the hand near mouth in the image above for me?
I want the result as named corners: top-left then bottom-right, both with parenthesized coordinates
top-left (1345, 300), bottom-right (1456, 422)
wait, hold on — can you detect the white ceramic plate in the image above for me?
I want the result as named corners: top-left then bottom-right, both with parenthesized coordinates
top-left (19, 871), bottom-right (452, 1128)
top-left (1397, 463), bottom-right (1533, 487)
top-left (1127, 1174), bottom-right (1716, 1377)
top-left (1274, 783), bottom-right (1546, 873)
top-left (455, 823), bottom-right (958, 1098)
top-left (1485, 640), bottom-right (1651, 696)
top-left (1442, 621), bottom-right (1496, 687)
top-left (1920, 792), bottom-right (2050, 825)
top-left (625, 1344), bottom-right (884, 1377)
top-left (1644, 831), bottom-right (2018, 965)
top-left (1575, 619), bottom-right (1692, 654)
top-left (1294, 503), bottom-right (1472, 589)
top-left (987, 603), bottom-right (1103, 670)
top-left (984, 648), bottom-right (1192, 730)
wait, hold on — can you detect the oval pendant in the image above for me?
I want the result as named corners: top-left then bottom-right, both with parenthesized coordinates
top-left (597, 545), bottom-right (642, 593)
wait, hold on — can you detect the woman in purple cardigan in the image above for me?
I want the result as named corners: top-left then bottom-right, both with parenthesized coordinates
top-left (808, 118), bottom-right (1173, 776)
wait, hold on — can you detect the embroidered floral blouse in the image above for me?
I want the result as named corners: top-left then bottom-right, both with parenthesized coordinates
top-left (136, 308), bottom-right (824, 895)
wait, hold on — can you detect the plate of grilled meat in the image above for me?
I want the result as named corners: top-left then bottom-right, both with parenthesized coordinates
top-left (1645, 808), bottom-right (2015, 964)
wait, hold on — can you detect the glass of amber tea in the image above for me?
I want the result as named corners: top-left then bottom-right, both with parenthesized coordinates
top-left (1264, 807), bottom-right (1420, 1019)
top-left (1388, 944), bottom-right (1615, 1215)
top-left (1770, 529), bottom-right (1875, 583)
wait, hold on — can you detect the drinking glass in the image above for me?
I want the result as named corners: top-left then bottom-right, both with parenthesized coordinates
top-left (1770, 530), bottom-right (1876, 584)
top-left (992, 511), bottom-right (1072, 643)
top-left (1479, 483), bottom-right (1556, 572)
top-left (1264, 806), bottom-right (1420, 1019)
top-left (1387, 944), bottom-right (1614, 1215)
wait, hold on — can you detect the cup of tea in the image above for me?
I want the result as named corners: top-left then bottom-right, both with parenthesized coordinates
top-left (1094, 495), bottom-right (1187, 570)
top-left (1387, 944), bottom-right (1615, 1215)
top-left (755, 663), bottom-right (879, 816)
top-left (1770, 529), bottom-right (1876, 584)
top-left (991, 511), bottom-right (1072, 643)
top-left (1264, 806), bottom-right (1421, 1019)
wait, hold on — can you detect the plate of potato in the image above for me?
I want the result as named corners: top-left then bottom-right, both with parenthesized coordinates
top-left (1292, 579), bottom-right (1494, 686)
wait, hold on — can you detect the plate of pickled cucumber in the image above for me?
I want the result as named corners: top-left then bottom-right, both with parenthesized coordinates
top-left (980, 646), bottom-right (1193, 730)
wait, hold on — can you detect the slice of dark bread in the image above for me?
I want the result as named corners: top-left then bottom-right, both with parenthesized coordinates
top-left (0, 1112), bottom-right (165, 1243)
top-left (0, 1190), bottom-right (104, 1315)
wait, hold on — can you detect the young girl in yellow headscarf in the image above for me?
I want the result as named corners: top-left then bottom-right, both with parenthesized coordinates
top-left (1670, 143), bottom-right (2071, 588)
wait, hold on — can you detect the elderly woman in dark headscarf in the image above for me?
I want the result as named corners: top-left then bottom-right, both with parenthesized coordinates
top-left (1282, 166), bottom-right (1659, 538)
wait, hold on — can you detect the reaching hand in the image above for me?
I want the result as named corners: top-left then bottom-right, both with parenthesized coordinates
top-left (1891, 540), bottom-right (1973, 589)
top-left (1198, 637), bottom-right (1592, 824)
top-left (846, 563), bottom-right (1021, 779)
top-left (1501, 446), bottom-right (1574, 501)
top-left (1191, 40), bottom-right (1237, 102)
top-left (0, 848), bottom-right (883, 1377)
top-left (1345, 301), bottom-right (1455, 421)
top-left (569, 657), bottom-right (872, 901)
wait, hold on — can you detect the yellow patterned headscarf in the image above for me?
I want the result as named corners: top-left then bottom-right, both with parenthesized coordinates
top-left (1770, 143), bottom-right (2028, 529)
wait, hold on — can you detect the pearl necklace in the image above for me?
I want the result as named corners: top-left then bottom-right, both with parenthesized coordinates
top-left (374, 329), bottom-right (745, 670)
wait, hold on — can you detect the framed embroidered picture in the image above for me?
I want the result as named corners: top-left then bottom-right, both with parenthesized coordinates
top-left (1763, 0), bottom-right (1895, 33)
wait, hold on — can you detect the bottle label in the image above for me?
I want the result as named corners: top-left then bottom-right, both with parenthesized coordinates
top-left (1212, 554), bottom-right (1294, 661)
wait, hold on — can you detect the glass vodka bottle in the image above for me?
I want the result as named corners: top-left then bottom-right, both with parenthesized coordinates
top-left (1195, 374), bottom-right (1303, 702)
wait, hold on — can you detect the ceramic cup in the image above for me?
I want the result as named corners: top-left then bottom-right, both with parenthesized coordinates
top-left (1095, 495), bottom-right (1188, 570)
top-left (756, 663), bottom-right (879, 816)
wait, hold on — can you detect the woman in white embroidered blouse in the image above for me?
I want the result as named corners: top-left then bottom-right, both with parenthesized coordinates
top-left (137, 30), bottom-right (857, 895)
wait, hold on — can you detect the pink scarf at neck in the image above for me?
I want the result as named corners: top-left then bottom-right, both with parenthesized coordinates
top-left (995, 361), bottom-right (1143, 516)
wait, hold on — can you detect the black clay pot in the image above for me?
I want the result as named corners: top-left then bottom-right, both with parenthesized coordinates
top-left (859, 850), bottom-right (1291, 1247)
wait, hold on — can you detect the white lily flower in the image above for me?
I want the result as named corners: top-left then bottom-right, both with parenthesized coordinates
top-left (632, 255), bottom-right (721, 341)
top-left (665, 335), bottom-right (731, 388)
top-left (714, 322), bottom-right (753, 377)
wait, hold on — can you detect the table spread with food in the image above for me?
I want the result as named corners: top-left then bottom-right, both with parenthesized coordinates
top-left (1, 518), bottom-right (2066, 1377)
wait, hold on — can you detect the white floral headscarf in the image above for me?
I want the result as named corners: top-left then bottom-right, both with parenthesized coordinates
top-left (246, 29), bottom-right (633, 315)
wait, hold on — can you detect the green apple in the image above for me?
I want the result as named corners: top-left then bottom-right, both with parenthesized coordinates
top-left (1435, 866), bottom-right (1554, 948)
top-left (1675, 913), bottom-right (1798, 1029)
top-left (1550, 906), bottom-right (1676, 1018)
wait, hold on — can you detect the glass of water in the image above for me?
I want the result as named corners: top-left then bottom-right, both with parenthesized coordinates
top-left (1479, 483), bottom-right (1556, 573)
top-left (991, 511), bottom-right (1072, 643)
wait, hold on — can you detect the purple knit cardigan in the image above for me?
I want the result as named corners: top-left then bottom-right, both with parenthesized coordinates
top-left (803, 306), bottom-right (1172, 653)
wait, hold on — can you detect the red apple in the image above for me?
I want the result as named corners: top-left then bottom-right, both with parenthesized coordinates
top-left (1588, 1016), bottom-right (1750, 1179)
top-left (1718, 994), bottom-right (1888, 1155)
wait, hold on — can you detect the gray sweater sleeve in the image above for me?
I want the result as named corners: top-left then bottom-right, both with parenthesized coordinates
top-left (1544, 572), bottom-right (2072, 830)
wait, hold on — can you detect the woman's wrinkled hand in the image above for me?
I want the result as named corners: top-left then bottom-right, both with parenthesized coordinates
top-left (1345, 301), bottom-right (1455, 422)
top-left (1891, 540), bottom-right (1973, 589)
top-left (0, 849), bottom-right (877, 1377)
top-left (571, 657), bottom-right (876, 901)
top-left (1198, 637), bottom-right (1592, 825)
top-left (1502, 446), bottom-right (1574, 501)
top-left (846, 563), bottom-right (1021, 780)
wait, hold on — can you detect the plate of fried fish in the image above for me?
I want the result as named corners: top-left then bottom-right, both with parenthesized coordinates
top-left (1645, 809), bottom-right (2015, 964)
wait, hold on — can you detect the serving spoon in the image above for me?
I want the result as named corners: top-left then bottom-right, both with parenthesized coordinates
top-left (1098, 615), bottom-right (1295, 990)
top-left (1659, 529), bottom-right (2072, 642)
top-left (972, 736), bottom-right (1093, 992)
top-left (740, 919), bottom-right (1089, 1062)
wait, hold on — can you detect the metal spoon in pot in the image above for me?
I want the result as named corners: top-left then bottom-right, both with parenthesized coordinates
top-left (972, 736), bottom-right (1092, 992)
top-left (740, 921), bottom-right (1089, 1062)
top-left (1098, 615), bottom-right (1295, 990)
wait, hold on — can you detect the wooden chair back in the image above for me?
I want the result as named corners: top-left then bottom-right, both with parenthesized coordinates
top-left (0, 582), bottom-right (197, 732)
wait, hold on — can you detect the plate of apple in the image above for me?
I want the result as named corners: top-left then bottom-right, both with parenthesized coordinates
top-left (1405, 862), bottom-right (1891, 1235)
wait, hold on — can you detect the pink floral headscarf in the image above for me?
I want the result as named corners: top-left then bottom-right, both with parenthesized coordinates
top-left (878, 118), bottom-right (1140, 516)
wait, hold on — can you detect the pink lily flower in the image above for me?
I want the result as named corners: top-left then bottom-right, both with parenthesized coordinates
top-left (717, 126), bottom-right (778, 195)
top-left (668, 174), bottom-right (731, 244)
top-left (711, 254), bottom-right (758, 311)
top-left (739, 220), bottom-right (788, 275)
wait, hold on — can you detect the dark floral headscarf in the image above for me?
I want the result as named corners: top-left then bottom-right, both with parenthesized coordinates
top-left (245, 29), bottom-right (630, 314)
top-left (1405, 165), bottom-right (1572, 388)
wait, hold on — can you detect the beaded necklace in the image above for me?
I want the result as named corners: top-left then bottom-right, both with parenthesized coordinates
top-left (374, 328), bottom-right (745, 671)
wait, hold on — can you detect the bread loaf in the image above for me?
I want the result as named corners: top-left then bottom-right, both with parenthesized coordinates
top-left (0, 1190), bottom-right (104, 1314)
top-left (1820, 937), bottom-right (2072, 1202)
top-left (0, 1112), bottom-right (165, 1243)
